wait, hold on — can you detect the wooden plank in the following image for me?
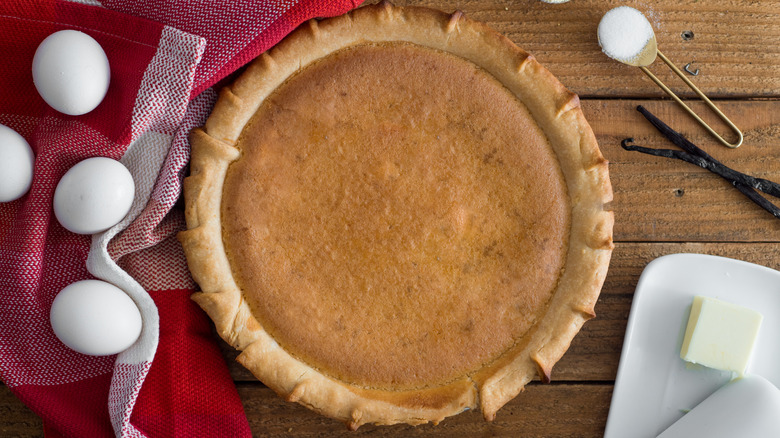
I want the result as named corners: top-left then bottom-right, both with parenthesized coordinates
top-left (238, 382), bottom-right (612, 437)
top-left (385, 0), bottom-right (780, 98)
top-left (0, 385), bottom-right (42, 438)
top-left (585, 99), bottom-right (780, 241)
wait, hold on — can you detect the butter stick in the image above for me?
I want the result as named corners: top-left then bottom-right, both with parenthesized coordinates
top-left (680, 296), bottom-right (763, 375)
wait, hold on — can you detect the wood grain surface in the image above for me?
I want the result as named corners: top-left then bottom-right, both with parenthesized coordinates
top-left (238, 383), bottom-right (612, 437)
top-left (393, 0), bottom-right (780, 98)
top-left (2, 0), bottom-right (779, 437)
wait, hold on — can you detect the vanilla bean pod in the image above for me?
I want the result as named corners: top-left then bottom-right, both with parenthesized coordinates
top-left (636, 105), bottom-right (780, 198)
top-left (620, 138), bottom-right (774, 192)
top-left (621, 137), bottom-right (780, 219)
top-left (733, 182), bottom-right (780, 219)
top-left (621, 139), bottom-right (709, 168)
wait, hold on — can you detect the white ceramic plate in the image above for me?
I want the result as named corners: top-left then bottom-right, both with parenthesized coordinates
top-left (604, 253), bottom-right (780, 438)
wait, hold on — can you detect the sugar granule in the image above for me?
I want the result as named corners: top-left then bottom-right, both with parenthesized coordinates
top-left (598, 6), bottom-right (654, 62)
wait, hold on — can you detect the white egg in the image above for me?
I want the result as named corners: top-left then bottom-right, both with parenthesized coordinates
top-left (50, 279), bottom-right (142, 356)
top-left (32, 30), bottom-right (110, 116)
top-left (53, 157), bottom-right (134, 234)
top-left (0, 124), bottom-right (34, 202)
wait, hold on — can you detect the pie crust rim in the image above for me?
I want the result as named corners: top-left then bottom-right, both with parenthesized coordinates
top-left (179, 2), bottom-right (614, 429)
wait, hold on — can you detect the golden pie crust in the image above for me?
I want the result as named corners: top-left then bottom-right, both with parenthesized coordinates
top-left (179, 2), bottom-right (613, 429)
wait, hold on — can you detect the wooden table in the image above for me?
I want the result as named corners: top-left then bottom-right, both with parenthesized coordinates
top-left (2, 0), bottom-right (779, 436)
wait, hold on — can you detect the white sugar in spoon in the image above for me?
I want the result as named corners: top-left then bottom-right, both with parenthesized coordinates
top-left (598, 6), bottom-right (743, 148)
top-left (598, 6), bottom-right (657, 66)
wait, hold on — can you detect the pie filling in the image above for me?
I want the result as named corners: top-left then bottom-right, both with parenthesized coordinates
top-left (221, 42), bottom-right (571, 390)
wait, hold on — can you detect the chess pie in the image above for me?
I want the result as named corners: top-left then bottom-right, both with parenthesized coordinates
top-left (180, 2), bottom-right (613, 429)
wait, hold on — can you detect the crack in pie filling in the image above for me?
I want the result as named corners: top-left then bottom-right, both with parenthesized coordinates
top-left (180, 2), bottom-right (613, 429)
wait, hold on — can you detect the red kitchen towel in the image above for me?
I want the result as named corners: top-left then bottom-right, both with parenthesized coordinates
top-left (0, 0), bottom-right (362, 437)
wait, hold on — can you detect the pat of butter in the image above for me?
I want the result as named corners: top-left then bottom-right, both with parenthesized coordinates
top-left (680, 296), bottom-right (762, 375)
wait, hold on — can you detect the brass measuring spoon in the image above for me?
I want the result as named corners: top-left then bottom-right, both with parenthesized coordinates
top-left (598, 7), bottom-right (743, 148)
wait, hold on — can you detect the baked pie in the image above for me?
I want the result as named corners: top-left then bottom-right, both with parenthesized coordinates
top-left (180, 2), bottom-right (613, 429)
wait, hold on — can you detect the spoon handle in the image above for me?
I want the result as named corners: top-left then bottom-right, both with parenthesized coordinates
top-left (638, 50), bottom-right (743, 149)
